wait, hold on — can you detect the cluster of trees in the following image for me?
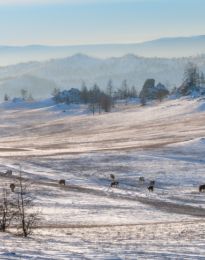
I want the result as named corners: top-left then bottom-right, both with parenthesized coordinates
top-left (80, 79), bottom-right (137, 103)
top-left (81, 82), bottom-right (112, 114)
top-left (51, 79), bottom-right (138, 114)
top-left (4, 61), bottom-right (205, 108)
top-left (0, 169), bottom-right (41, 237)
top-left (81, 79), bottom-right (138, 113)
top-left (52, 88), bottom-right (70, 105)
top-left (20, 89), bottom-right (34, 101)
top-left (184, 62), bottom-right (205, 86)
top-left (4, 89), bottom-right (34, 101)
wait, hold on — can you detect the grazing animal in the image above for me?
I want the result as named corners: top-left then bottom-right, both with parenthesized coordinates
top-left (5, 170), bottom-right (12, 176)
top-left (10, 183), bottom-right (15, 192)
top-left (58, 180), bottom-right (65, 186)
top-left (199, 184), bottom-right (205, 192)
top-left (110, 181), bottom-right (119, 188)
top-left (147, 185), bottom-right (154, 192)
top-left (150, 180), bottom-right (155, 186)
top-left (110, 174), bottom-right (115, 180)
top-left (139, 177), bottom-right (145, 183)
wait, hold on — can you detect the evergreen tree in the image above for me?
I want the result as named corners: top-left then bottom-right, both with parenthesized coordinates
top-left (4, 93), bottom-right (9, 101)
top-left (80, 81), bottom-right (88, 103)
top-left (101, 94), bottom-right (111, 112)
top-left (183, 62), bottom-right (199, 86)
top-left (52, 88), bottom-right (61, 104)
top-left (200, 72), bottom-right (205, 86)
top-left (131, 85), bottom-right (137, 98)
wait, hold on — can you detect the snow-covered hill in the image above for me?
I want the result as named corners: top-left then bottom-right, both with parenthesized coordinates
top-left (0, 53), bottom-right (205, 101)
top-left (1, 93), bottom-right (205, 258)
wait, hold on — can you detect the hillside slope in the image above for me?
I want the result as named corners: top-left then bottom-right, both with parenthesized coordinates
top-left (0, 53), bottom-right (205, 101)
top-left (1, 95), bottom-right (205, 258)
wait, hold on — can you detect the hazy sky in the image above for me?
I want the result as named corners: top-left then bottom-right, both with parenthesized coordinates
top-left (0, 0), bottom-right (204, 46)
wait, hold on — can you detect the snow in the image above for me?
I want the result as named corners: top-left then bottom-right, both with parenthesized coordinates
top-left (1, 94), bottom-right (205, 258)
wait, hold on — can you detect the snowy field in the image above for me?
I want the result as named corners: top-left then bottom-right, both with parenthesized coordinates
top-left (1, 95), bottom-right (205, 259)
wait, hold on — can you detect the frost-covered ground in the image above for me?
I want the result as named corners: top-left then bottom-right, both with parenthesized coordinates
top-left (1, 95), bottom-right (205, 259)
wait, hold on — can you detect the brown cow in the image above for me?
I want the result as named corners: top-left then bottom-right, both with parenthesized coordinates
top-left (199, 184), bottom-right (205, 192)
top-left (110, 181), bottom-right (119, 188)
top-left (147, 185), bottom-right (153, 192)
top-left (10, 183), bottom-right (15, 192)
top-left (58, 180), bottom-right (65, 186)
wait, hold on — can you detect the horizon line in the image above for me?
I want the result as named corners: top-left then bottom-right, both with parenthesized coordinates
top-left (0, 34), bottom-right (205, 48)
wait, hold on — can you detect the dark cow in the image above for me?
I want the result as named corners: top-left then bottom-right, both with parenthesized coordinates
top-left (110, 181), bottom-right (119, 188)
top-left (58, 180), bottom-right (66, 186)
top-left (199, 184), bottom-right (205, 192)
top-left (110, 174), bottom-right (115, 180)
top-left (147, 185), bottom-right (154, 192)
top-left (150, 180), bottom-right (155, 186)
top-left (139, 177), bottom-right (145, 184)
top-left (10, 183), bottom-right (15, 192)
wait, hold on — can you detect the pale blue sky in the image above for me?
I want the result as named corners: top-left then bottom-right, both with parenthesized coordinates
top-left (0, 0), bottom-right (204, 46)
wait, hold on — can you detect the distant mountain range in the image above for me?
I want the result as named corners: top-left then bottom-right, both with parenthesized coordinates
top-left (1, 35), bottom-right (205, 66)
top-left (0, 53), bottom-right (205, 101)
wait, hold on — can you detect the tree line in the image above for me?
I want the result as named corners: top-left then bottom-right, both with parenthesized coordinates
top-left (183, 61), bottom-right (205, 86)
top-left (4, 61), bottom-right (205, 109)
top-left (4, 89), bottom-right (34, 102)
top-left (51, 79), bottom-right (138, 114)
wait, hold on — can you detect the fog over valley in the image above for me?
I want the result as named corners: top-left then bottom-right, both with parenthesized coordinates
top-left (0, 52), bottom-right (205, 101)
top-left (1, 35), bottom-right (205, 66)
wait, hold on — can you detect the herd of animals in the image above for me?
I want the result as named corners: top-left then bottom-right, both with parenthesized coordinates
top-left (3, 170), bottom-right (205, 193)
top-left (110, 174), bottom-right (154, 190)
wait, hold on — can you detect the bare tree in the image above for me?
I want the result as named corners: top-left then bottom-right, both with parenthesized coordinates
top-left (200, 72), bottom-right (205, 86)
top-left (92, 83), bottom-right (100, 104)
top-left (101, 94), bottom-right (111, 112)
top-left (140, 95), bottom-right (146, 106)
top-left (121, 79), bottom-right (129, 105)
top-left (27, 93), bottom-right (34, 101)
top-left (0, 189), bottom-right (16, 232)
top-left (15, 167), bottom-right (42, 237)
top-left (65, 95), bottom-right (70, 105)
top-left (80, 81), bottom-right (88, 104)
top-left (88, 84), bottom-right (101, 115)
top-left (130, 85), bottom-right (137, 98)
top-left (52, 88), bottom-right (61, 104)
top-left (88, 89), bottom-right (95, 115)
top-left (21, 89), bottom-right (28, 101)
top-left (106, 79), bottom-right (114, 98)
top-left (88, 103), bottom-right (95, 115)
